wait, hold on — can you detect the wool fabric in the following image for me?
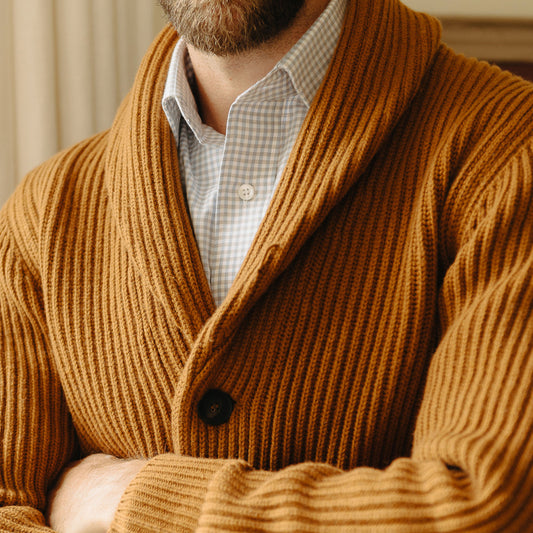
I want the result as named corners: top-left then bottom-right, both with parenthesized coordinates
top-left (1, 0), bottom-right (533, 531)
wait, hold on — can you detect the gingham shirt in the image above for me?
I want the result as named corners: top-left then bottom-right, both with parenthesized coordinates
top-left (162, 0), bottom-right (347, 306)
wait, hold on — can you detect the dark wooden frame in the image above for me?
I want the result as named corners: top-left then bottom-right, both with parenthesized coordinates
top-left (439, 17), bottom-right (533, 82)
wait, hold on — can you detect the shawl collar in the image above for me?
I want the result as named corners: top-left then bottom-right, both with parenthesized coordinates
top-left (105, 28), bottom-right (214, 348)
top-left (105, 0), bottom-right (442, 349)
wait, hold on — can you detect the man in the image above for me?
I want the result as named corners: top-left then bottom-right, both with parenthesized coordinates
top-left (1, 0), bottom-right (533, 530)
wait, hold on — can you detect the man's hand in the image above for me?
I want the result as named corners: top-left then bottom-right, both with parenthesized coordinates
top-left (46, 454), bottom-right (147, 533)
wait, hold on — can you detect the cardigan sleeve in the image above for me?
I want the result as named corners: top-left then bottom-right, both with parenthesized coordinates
top-left (109, 141), bottom-right (533, 532)
top-left (0, 179), bottom-right (78, 532)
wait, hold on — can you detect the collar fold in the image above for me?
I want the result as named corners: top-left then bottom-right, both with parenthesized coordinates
top-left (105, 0), bottom-right (442, 353)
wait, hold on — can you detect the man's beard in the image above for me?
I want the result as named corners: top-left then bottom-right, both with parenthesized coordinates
top-left (158, 0), bottom-right (306, 56)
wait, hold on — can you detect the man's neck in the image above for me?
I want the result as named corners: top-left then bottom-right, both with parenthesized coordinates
top-left (187, 0), bottom-right (330, 134)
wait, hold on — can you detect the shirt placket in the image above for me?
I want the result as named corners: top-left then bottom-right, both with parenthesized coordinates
top-left (210, 97), bottom-right (286, 306)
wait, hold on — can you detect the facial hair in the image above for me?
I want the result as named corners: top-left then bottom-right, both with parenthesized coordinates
top-left (158, 0), bottom-right (306, 56)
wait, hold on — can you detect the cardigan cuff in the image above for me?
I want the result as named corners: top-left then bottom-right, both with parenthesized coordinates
top-left (109, 454), bottom-right (277, 532)
top-left (109, 454), bottom-right (226, 532)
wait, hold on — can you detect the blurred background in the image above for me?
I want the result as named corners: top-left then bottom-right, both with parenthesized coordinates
top-left (1, 0), bottom-right (532, 207)
top-left (404, 0), bottom-right (533, 17)
top-left (1, 0), bottom-right (166, 206)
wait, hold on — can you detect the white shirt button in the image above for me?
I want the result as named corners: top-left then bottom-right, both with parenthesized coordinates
top-left (238, 183), bottom-right (256, 201)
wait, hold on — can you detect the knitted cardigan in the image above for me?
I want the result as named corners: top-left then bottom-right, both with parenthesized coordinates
top-left (2, 0), bottom-right (533, 531)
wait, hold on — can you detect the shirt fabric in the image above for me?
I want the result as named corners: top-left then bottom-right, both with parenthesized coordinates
top-left (162, 0), bottom-right (347, 305)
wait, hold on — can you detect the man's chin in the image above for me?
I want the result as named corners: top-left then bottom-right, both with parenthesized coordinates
top-left (159, 0), bottom-right (305, 56)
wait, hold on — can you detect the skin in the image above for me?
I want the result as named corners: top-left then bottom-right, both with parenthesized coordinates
top-left (46, 1), bottom-right (331, 530)
top-left (47, 455), bottom-right (146, 533)
top-left (161, 0), bottom-right (330, 133)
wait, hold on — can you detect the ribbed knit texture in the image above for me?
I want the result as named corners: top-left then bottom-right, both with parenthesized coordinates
top-left (1, 0), bottom-right (533, 531)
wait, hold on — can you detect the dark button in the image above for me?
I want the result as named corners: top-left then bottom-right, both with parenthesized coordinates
top-left (198, 389), bottom-right (235, 426)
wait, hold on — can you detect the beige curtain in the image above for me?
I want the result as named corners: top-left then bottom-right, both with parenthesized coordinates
top-left (0, 0), bottom-right (166, 207)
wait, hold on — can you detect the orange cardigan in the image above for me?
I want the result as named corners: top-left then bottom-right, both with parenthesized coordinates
top-left (1, 0), bottom-right (533, 530)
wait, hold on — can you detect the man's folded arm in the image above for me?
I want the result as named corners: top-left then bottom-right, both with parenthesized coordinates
top-left (0, 178), bottom-right (78, 532)
top-left (110, 143), bottom-right (533, 532)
